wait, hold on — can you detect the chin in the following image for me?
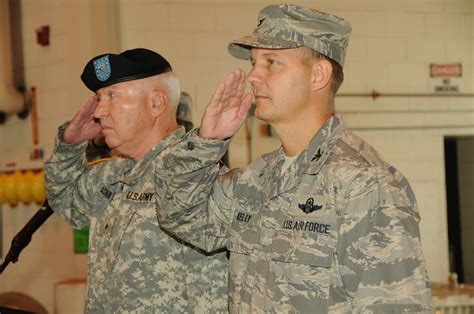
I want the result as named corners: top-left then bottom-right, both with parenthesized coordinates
top-left (254, 109), bottom-right (272, 124)
top-left (104, 137), bottom-right (119, 150)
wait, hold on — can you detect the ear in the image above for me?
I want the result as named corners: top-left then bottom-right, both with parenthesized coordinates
top-left (150, 90), bottom-right (168, 117)
top-left (310, 59), bottom-right (333, 92)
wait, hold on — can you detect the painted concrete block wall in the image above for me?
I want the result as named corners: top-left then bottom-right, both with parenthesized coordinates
top-left (0, 0), bottom-right (472, 311)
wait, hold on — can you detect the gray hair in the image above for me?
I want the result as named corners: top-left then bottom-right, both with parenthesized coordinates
top-left (156, 71), bottom-right (181, 109)
top-left (143, 71), bottom-right (181, 109)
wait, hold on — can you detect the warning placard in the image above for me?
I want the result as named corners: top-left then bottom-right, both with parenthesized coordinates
top-left (430, 63), bottom-right (463, 92)
top-left (431, 64), bottom-right (462, 77)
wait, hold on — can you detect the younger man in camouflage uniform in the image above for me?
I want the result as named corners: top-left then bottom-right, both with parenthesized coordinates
top-left (45, 48), bottom-right (227, 312)
top-left (158, 5), bottom-right (434, 313)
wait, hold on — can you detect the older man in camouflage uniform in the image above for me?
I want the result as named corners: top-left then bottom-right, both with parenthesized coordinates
top-left (45, 48), bottom-right (228, 313)
top-left (158, 4), bottom-right (433, 313)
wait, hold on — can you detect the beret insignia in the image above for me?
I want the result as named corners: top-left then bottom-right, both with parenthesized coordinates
top-left (93, 55), bottom-right (111, 82)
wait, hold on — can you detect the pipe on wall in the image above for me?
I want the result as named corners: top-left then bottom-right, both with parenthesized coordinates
top-left (0, 0), bottom-right (22, 113)
top-left (337, 90), bottom-right (474, 100)
top-left (0, 0), bottom-right (28, 123)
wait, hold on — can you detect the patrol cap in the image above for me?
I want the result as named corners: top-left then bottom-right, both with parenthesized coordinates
top-left (81, 48), bottom-right (172, 92)
top-left (228, 4), bottom-right (351, 67)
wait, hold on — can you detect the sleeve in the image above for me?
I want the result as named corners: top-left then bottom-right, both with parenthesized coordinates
top-left (157, 129), bottom-right (243, 253)
top-left (44, 123), bottom-right (109, 229)
top-left (335, 166), bottom-right (434, 313)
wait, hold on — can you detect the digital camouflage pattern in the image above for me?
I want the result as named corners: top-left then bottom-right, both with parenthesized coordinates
top-left (45, 124), bottom-right (228, 313)
top-left (158, 115), bottom-right (434, 313)
top-left (228, 4), bottom-right (352, 66)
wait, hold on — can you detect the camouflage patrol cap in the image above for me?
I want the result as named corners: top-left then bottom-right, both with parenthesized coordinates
top-left (228, 4), bottom-right (351, 66)
top-left (81, 48), bottom-right (172, 92)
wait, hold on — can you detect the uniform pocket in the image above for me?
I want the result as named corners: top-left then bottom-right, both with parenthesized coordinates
top-left (270, 206), bottom-right (337, 309)
top-left (271, 223), bottom-right (335, 285)
top-left (271, 216), bottom-right (336, 312)
top-left (226, 209), bottom-right (260, 307)
top-left (227, 209), bottom-right (259, 255)
top-left (271, 256), bottom-right (332, 312)
top-left (273, 212), bottom-right (336, 267)
top-left (92, 208), bottom-right (136, 271)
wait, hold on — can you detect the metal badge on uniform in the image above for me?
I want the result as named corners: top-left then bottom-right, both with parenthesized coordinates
top-left (93, 55), bottom-right (111, 81)
top-left (295, 195), bottom-right (327, 215)
top-left (298, 197), bottom-right (322, 214)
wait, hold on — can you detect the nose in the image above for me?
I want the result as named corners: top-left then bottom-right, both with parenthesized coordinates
top-left (247, 66), bottom-right (260, 85)
top-left (93, 99), bottom-right (108, 119)
top-left (247, 66), bottom-right (262, 94)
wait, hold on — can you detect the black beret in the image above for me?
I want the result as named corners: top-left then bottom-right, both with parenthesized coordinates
top-left (81, 48), bottom-right (172, 92)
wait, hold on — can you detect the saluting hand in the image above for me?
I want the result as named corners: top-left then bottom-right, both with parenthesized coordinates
top-left (199, 69), bottom-right (253, 140)
top-left (63, 96), bottom-right (103, 144)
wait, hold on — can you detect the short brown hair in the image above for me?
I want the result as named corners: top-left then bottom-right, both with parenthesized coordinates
top-left (299, 47), bottom-right (344, 95)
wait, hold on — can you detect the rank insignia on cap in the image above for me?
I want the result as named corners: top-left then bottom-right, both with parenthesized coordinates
top-left (93, 55), bottom-right (111, 82)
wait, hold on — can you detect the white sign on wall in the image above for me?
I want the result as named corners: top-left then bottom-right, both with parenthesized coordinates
top-left (430, 63), bottom-right (463, 92)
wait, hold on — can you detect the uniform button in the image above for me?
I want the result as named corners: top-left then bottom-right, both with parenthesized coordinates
top-left (165, 193), bottom-right (172, 200)
top-left (187, 142), bottom-right (195, 150)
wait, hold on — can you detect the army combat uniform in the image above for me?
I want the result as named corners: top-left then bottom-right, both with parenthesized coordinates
top-left (158, 115), bottom-right (433, 313)
top-left (45, 125), bottom-right (228, 313)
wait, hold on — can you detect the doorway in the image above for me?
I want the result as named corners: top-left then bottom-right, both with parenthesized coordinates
top-left (444, 136), bottom-right (474, 284)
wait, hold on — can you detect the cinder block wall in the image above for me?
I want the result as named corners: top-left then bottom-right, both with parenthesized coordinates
top-left (0, 0), bottom-right (472, 312)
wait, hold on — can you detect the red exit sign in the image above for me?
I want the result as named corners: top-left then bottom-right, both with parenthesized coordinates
top-left (430, 63), bottom-right (462, 77)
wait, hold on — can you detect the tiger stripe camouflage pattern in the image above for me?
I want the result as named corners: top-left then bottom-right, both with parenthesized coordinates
top-left (158, 115), bottom-right (434, 313)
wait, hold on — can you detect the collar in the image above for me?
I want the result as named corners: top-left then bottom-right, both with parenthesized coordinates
top-left (252, 114), bottom-right (346, 199)
top-left (108, 126), bottom-right (186, 186)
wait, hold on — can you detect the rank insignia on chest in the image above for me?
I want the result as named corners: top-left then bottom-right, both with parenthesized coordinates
top-left (100, 186), bottom-right (114, 200)
top-left (311, 148), bottom-right (323, 162)
top-left (298, 197), bottom-right (322, 214)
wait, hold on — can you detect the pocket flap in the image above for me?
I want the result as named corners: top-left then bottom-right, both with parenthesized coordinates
top-left (272, 218), bottom-right (336, 267)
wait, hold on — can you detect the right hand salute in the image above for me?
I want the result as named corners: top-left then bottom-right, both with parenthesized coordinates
top-left (199, 68), bottom-right (253, 140)
top-left (63, 96), bottom-right (103, 144)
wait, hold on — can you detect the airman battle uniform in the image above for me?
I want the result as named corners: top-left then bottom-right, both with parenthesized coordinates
top-left (158, 5), bottom-right (433, 311)
top-left (45, 48), bottom-right (228, 313)
top-left (158, 114), bottom-right (433, 313)
top-left (159, 4), bottom-right (433, 311)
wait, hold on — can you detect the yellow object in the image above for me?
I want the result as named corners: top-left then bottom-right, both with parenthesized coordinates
top-left (4, 171), bottom-right (21, 206)
top-left (17, 170), bottom-right (35, 204)
top-left (86, 157), bottom-right (111, 167)
top-left (0, 173), bottom-right (6, 203)
top-left (31, 170), bottom-right (46, 204)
